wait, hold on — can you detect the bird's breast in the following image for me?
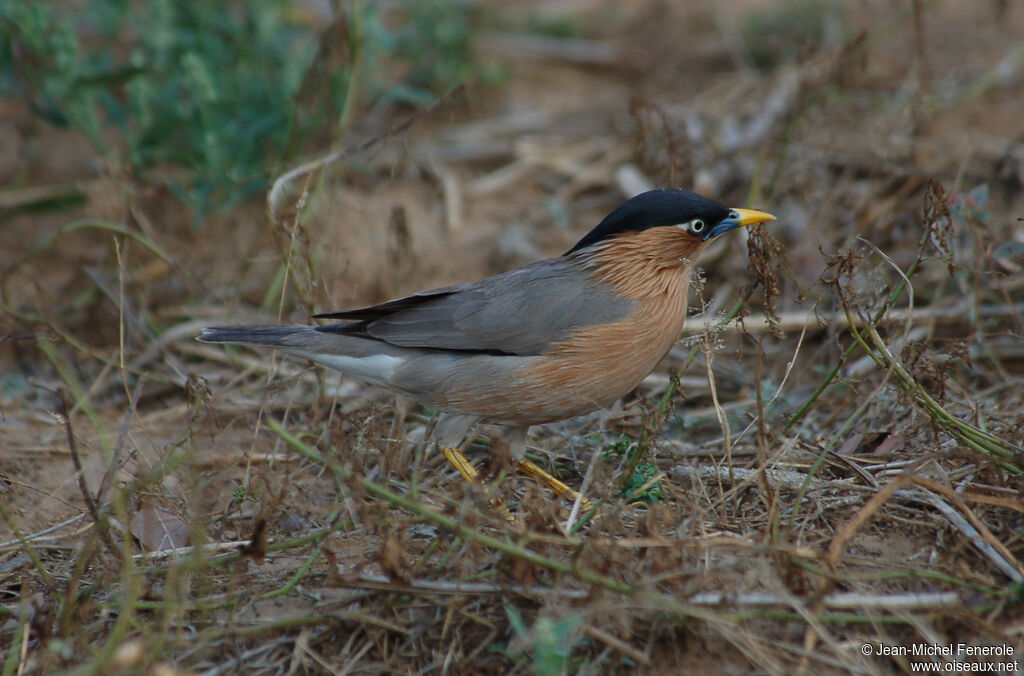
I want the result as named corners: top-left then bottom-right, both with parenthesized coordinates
top-left (518, 275), bottom-right (690, 417)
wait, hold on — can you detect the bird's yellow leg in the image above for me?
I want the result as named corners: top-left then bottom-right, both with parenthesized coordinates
top-left (440, 446), bottom-right (514, 522)
top-left (517, 459), bottom-right (593, 513)
top-left (441, 446), bottom-right (597, 520)
top-left (440, 445), bottom-right (481, 484)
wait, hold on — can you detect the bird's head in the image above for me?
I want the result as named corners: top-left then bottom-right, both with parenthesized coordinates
top-left (565, 189), bottom-right (775, 258)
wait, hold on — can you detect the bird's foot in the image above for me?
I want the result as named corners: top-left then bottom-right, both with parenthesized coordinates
top-left (516, 459), bottom-right (593, 513)
top-left (440, 447), bottom-right (596, 522)
top-left (440, 445), bottom-right (515, 523)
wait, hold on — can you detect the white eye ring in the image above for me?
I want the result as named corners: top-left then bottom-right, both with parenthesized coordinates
top-left (690, 219), bottom-right (706, 233)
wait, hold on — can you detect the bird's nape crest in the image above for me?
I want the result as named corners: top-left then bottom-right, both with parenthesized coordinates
top-left (566, 189), bottom-right (732, 255)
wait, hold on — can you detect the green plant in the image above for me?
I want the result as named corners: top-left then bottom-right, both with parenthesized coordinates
top-left (505, 605), bottom-right (585, 676)
top-left (622, 462), bottom-right (662, 504)
top-left (1, 0), bottom-right (487, 222)
top-left (366, 0), bottom-right (487, 105)
top-left (741, 0), bottom-right (842, 69)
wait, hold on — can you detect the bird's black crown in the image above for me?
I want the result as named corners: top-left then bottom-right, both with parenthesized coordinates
top-left (565, 189), bottom-right (732, 255)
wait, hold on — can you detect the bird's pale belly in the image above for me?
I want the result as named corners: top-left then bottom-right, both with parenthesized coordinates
top-left (440, 345), bottom-right (673, 425)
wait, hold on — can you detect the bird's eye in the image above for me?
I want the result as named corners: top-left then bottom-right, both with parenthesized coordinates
top-left (690, 219), bottom-right (706, 233)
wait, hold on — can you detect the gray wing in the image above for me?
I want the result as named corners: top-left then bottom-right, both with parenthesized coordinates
top-left (314, 257), bottom-right (635, 356)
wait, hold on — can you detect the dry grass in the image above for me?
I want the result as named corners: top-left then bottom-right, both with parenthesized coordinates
top-left (2, 1), bottom-right (1024, 674)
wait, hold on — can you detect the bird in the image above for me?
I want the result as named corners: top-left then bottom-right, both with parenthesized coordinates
top-left (199, 189), bottom-right (775, 502)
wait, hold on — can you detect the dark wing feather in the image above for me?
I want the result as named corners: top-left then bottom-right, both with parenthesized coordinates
top-left (313, 287), bottom-right (457, 322)
top-left (315, 257), bottom-right (634, 356)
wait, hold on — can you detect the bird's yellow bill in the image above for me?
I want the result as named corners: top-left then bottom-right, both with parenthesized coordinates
top-left (731, 208), bottom-right (776, 227)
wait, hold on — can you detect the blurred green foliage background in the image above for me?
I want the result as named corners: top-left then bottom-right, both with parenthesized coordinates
top-left (1, 0), bottom-right (486, 222)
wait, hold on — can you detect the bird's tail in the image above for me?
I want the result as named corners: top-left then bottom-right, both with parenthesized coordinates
top-left (198, 324), bottom-right (395, 361)
top-left (197, 325), bottom-right (319, 348)
top-left (198, 324), bottom-right (411, 391)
